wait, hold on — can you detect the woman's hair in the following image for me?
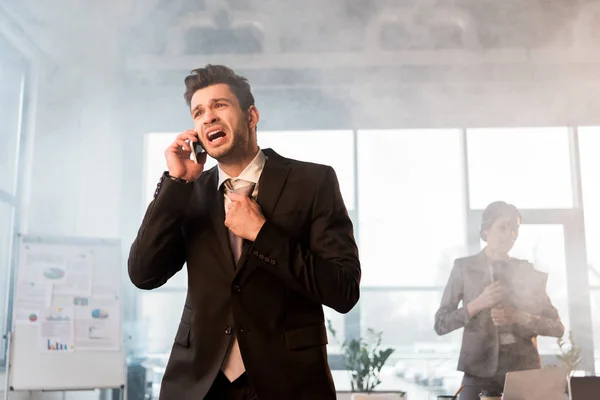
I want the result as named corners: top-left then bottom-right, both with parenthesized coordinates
top-left (480, 201), bottom-right (521, 241)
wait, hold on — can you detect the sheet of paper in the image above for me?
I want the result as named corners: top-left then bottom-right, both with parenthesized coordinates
top-left (20, 247), bottom-right (68, 285)
top-left (20, 245), bottom-right (92, 297)
top-left (90, 249), bottom-right (120, 297)
top-left (14, 281), bottom-right (52, 309)
top-left (52, 251), bottom-right (93, 297)
top-left (13, 281), bottom-right (53, 325)
top-left (74, 296), bottom-right (121, 351)
top-left (38, 306), bottom-right (75, 352)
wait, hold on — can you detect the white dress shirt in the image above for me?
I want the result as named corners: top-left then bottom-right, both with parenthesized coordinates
top-left (217, 149), bottom-right (267, 209)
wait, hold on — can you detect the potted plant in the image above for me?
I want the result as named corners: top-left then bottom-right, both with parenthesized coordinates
top-left (557, 330), bottom-right (581, 375)
top-left (547, 330), bottom-right (582, 396)
top-left (327, 320), bottom-right (401, 399)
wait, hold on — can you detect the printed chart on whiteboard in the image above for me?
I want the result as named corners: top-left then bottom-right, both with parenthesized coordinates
top-left (13, 241), bottom-right (121, 353)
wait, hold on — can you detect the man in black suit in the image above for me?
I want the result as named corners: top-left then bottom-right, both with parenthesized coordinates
top-left (128, 65), bottom-right (361, 400)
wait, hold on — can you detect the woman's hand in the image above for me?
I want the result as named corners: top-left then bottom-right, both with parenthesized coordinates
top-left (491, 306), bottom-right (531, 326)
top-left (467, 282), bottom-right (504, 317)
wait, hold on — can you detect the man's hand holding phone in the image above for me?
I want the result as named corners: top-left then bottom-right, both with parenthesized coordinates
top-left (165, 130), bottom-right (206, 182)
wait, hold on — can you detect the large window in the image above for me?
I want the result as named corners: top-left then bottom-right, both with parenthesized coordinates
top-left (139, 128), bottom-right (596, 397)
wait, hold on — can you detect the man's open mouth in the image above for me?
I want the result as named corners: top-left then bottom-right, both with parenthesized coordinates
top-left (207, 129), bottom-right (226, 143)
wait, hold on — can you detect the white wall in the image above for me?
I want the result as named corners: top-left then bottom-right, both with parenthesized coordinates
top-left (25, 68), bottom-right (123, 239)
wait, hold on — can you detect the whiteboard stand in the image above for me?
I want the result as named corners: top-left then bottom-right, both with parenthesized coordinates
top-left (4, 330), bottom-right (125, 400)
top-left (7, 235), bottom-right (126, 397)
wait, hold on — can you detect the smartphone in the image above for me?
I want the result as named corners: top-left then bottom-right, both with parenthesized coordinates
top-left (190, 136), bottom-right (205, 164)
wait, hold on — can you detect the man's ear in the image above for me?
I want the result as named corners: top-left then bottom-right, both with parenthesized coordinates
top-left (247, 105), bottom-right (259, 130)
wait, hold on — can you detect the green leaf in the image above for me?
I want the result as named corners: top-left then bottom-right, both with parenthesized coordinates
top-left (328, 323), bottom-right (396, 393)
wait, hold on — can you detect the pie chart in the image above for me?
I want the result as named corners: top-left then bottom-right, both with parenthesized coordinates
top-left (43, 267), bottom-right (65, 280)
top-left (91, 308), bottom-right (109, 319)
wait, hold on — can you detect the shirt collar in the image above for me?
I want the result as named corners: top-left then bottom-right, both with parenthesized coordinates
top-left (217, 149), bottom-right (266, 190)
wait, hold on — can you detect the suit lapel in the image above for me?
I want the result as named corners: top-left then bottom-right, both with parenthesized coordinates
top-left (256, 149), bottom-right (291, 220)
top-left (203, 167), bottom-right (237, 273)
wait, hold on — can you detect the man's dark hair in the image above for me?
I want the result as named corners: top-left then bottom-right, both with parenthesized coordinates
top-left (184, 65), bottom-right (255, 111)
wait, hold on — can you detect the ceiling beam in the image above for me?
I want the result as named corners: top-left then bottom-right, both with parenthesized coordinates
top-left (125, 48), bottom-right (600, 72)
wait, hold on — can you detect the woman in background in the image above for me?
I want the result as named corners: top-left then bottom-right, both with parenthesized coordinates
top-left (434, 201), bottom-right (564, 399)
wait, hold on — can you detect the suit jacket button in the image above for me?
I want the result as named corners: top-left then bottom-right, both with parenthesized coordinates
top-left (259, 254), bottom-right (264, 260)
top-left (232, 285), bottom-right (241, 293)
top-left (253, 250), bottom-right (259, 256)
top-left (225, 326), bottom-right (232, 335)
top-left (270, 259), bottom-right (276, 265)
top-left (264, 257), bottom-right (270, 262)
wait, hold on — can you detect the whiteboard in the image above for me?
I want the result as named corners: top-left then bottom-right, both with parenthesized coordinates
top-left (8, 235), bottom-right (125, 391)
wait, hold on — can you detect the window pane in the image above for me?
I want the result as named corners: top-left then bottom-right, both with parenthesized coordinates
top-left (467, 128), bottom-right (572, 209)
top-left (0, 63), bottom-right (24, 195)
top-left (139, 291), bottom-right (187, 354)
top-left (258, 130), bottom-right (355, 209)
top-left (579, 128), bottom-right (600, 286)
top-left (357, 130), bottom-right (468, 286)
top-left (325, 306), bottom-right (345, 354)
top-left (358, 290), bottom-right (462, 397)
top-left (0, 202), bottom-right (15, 360)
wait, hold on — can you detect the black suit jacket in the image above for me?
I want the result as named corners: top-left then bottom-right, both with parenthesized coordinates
top-left (128, 149), bottom-right (361, 400)
top-left (434, 251), bottom-right (564, 378)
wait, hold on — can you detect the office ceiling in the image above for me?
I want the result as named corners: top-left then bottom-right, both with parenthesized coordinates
top-left (2, 0), bottom-right (599, 76)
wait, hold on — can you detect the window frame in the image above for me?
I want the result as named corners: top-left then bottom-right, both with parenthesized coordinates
top-left (0, 62), bottom-right (31, 370)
